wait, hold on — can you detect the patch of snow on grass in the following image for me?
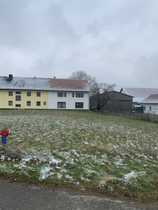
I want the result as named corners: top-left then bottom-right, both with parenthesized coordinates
top-left (39, 166), bottom-right (52, 181)
top-left (115, 159), bottom-right (124, 166)
top-left (123, 171), bottom-right (146, 183)
top-left (0, 155), bottom-right (5, 161)
top-left (49, 156), bottom-right (61, 166)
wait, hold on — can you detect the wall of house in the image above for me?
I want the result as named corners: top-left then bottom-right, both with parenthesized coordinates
top-left (90, 91), bottom-right (133, 113)
top-left (144, 104), bottom-right (158, 115)
top-left (0, 90), bottom-right (48, 109)
top-left (48, 91), bottom-right (89, 110)
top-left (0, 90), bottom-right (11, 108)
top-left (0, 90), bottom-right (89, 110)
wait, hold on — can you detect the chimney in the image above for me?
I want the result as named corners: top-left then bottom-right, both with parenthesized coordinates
top-left (6, 74), bottom-right (13, 81)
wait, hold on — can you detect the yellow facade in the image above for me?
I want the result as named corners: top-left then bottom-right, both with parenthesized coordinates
top-left (0, 90), bottom-right (48, 109)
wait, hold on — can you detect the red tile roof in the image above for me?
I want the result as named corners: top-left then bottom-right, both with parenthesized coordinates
top-left (48, 79), bottom-right (89, 90)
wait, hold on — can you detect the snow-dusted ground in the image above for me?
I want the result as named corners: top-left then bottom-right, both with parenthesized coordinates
top-left (0, 110), bottom-right (158, 201)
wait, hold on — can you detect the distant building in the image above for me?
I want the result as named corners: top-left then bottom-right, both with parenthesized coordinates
top-left (121, 88), bottom-right (158, 114)
top-left (143, 94), bottom-right (158, 115)
top-left (121, 88), bottom-right (158, 103)
top-left (90, 91), bottom-right (133, 113)
top-left (0, 75), bottom-right (90, 110)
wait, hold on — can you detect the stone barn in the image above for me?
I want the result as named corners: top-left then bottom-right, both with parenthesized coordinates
top-left (90, 91), bottom-right (133, 113)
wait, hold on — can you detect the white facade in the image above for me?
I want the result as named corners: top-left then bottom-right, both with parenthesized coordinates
top-left (48, 91), bottom-right (89, 110)
top-left (144, 104), bottom-right (158, 115)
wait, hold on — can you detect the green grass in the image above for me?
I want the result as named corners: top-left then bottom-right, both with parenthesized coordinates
top-left (0, 110), bottom-right (158, 202)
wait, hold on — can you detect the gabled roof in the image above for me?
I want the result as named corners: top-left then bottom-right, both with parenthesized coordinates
top-left (145, 94), bottom-right (158, 100)
top-left (0, 76), bottom-right (89, 91)
top-left (143, 94), bottom-right (158, 104)
top-left (49, 79), bottom-right (89, 91)
top-left (121, 88), bottom-right (158, 103)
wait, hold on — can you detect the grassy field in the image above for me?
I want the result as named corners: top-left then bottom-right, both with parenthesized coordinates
top-left (0, 110), bottom-right (158, 202)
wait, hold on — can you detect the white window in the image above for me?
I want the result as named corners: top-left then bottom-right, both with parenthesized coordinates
top-left (27, 91), bottom-right (31, 96)
top-left (75, 92), bottom-right (84, 98)
top-left (36, 101), bottom-right (41, 106)
top-left (8, 101), bottom-right (13, 106)
top-left (58, 92), bottom-right (67, 97)
top-left (75, 102), bottom-right (84, 109)
top-left (8, 91), bottom-right (13, 96)
top-left (16, 91), bottom-right (21, 95)
top-left (57, 102), bottom-right (66, 109)
top-left (26, 101), bottom-right (31, 106)
top-left (16, 95), bottom-right (21, 101)
top-left (37, 91), bottom-right (41, 97)
top-left (16, 104), bottom-right (21, 108)
top-left (15, 91), bottom-right (21, 101)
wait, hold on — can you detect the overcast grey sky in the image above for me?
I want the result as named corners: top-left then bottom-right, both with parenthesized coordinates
top-left (0, 0), bottom-right (158, 87)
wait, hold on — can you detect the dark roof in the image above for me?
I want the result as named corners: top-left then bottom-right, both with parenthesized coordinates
top-left (108, 90), bottom-right (133, 98)
top-left (98, 91), bottom-right (133, 98)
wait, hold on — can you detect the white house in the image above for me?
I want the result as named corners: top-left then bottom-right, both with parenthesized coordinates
top-left (117, 87), bottom-right (158, 114)
top-left (143, 94), bottom-right (158, 115)
top-left (47, 79), bottom-right (90, 110)
top-left (121, 88), bottom-right (158, 103)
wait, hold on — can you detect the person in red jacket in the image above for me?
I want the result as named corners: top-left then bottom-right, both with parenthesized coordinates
top-left (0, 129), bottom-right (11, 145)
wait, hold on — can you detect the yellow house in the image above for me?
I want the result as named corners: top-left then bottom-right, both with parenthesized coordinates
top-left (0, 90), bottom-right (48, 109)
top-left (0, 75), bottom-right (90, 110)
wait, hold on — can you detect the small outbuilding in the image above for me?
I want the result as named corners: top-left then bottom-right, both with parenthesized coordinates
top-left (90, 90), bottom-right (133, 113)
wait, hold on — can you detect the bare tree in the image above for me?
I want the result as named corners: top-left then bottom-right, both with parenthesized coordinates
top-left (70, 71), bottom-right (99, 95)
top-left (70, 71), bottom-right (116, 95)
top-left (98, 83), bottom-right (116, 93)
